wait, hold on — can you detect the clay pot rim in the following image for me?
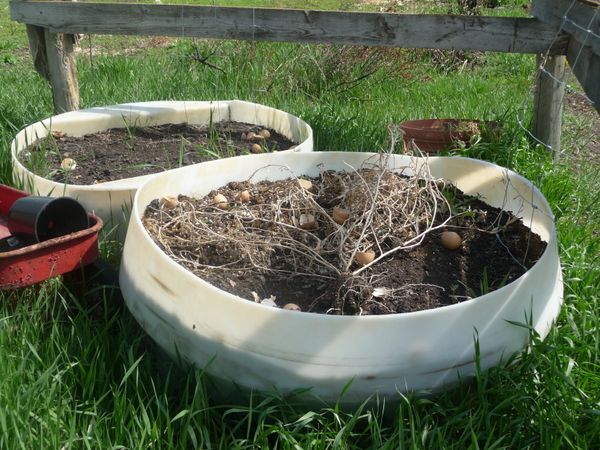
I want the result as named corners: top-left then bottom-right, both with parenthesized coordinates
top-left (399, 118), bottom-right (498, 132)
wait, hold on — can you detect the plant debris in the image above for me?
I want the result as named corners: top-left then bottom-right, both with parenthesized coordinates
top-left (143, 157), bottom-right (547, 315)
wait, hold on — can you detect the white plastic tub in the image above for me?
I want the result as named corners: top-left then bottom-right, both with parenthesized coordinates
top-left (11, 101), bottom-right (313, 233)
top-left (120, 152), bottom-right (562, 405)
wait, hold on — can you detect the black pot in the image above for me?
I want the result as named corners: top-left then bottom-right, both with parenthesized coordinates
top-left (8, 196), bottom-right (89, 242)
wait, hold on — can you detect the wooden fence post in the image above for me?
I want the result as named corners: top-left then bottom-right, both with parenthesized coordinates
top-left (532, 54), bottom-right (566, 161)
top-left (25, 25), bottom-right (49, 80)
top-left (22, 0), bottom-right (80, 113)
top-left (43, 29), bottom-right (80, 113)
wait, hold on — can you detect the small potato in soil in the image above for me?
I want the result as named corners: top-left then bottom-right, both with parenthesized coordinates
top-left (441, 231), bottom-right (462, 250)
top-left (283, 303), bottom-right (301, 311)
top-left (332, 207), bottom-right (350, 225)
top-left (61, 157), bottom-right (77, 170)
top-left (355, 250), bottom-right (375, 266)
top-left (299, 213), bottom-right (317, 230)
top-left (213, 194), bottom-right (228, 209)
top-left (298, 179), bottom-right (312, 191)
top-left (160, 195), bottom-right (179, 209)
top-left (236, 190), bottom-right (251, 203)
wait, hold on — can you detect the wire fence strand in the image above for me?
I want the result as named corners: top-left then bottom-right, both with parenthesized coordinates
top-left (515, 0), bottom-right (597, 157)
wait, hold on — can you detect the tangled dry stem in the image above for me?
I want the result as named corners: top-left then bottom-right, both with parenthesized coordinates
top-left (142, 149), bottom-right (458, 313)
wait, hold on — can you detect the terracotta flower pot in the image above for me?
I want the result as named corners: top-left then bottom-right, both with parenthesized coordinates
top-left (399, 119), bottom-right (497, 153)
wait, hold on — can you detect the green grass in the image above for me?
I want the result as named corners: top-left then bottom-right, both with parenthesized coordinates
top-left (1, 0), bottom-right (599, 448)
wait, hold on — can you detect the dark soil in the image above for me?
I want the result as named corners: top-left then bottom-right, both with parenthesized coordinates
top-left (142, 173), bottom-right (547, 316)
top-left (20, 122), bottom-right (297, 185)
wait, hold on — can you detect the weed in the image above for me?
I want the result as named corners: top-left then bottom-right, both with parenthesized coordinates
top-left (194, 144), bottom-right (222, 160)
top-left (121, 114), bottom-right (140, 151)
top-left (178, 138), bottom-right (185, 168)
top-left (19, 131), bottom-right (63, 180)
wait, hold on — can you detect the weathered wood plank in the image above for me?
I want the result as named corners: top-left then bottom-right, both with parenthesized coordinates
top-left (532, 55), bottom-right (566, 160)
top-left (532, 0), bottom-right (599, 55)
top-left (567, 37), bottom-right (600, 113)
top-left (25, 25), bottom-right (49, 81)
top-left (9, 1), bottom-right (567, 54)
top-left (44, 29), bottom-right (80, 112)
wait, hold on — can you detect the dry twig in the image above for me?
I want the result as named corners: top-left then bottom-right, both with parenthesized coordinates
top-left (143, 151), bottom-right (453, 313)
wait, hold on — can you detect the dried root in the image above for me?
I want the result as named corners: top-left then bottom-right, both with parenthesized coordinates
top-left (143, 152), bottom-right (455, 314)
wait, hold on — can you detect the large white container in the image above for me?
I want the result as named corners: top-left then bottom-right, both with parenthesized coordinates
top-left (11, 101), bottom-right (313, 233)
top-left (120, 152), bottom-right (562, 405)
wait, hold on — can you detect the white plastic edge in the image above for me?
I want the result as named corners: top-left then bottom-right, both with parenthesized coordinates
top-left (119, 151), bottom-right (563, 400)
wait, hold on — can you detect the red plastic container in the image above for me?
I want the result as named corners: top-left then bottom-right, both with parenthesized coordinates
top-left (0, 185), bottom-right (103, 290)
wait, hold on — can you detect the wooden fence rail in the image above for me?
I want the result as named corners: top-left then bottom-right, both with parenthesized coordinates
top-left (10, 2), bottom-right (567, 54)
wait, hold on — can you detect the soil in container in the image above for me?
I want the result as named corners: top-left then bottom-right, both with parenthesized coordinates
top-left (19, 122), bottom-right (297, 185)
top-left (142, 162), bottom-right (546, 315)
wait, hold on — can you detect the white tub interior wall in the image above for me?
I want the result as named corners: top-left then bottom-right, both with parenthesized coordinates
top-left (11, 101), bottom-right (313, 237)
top-left (120, 152), bottom-right (563, 406)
